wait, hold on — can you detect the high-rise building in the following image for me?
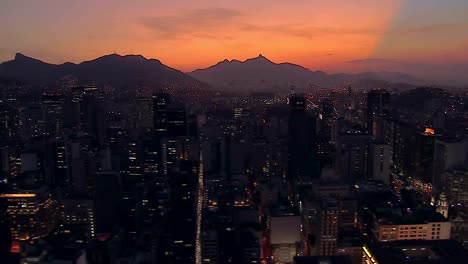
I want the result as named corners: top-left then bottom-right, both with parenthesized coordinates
top-left (165, 160), bottom-right (199, 264)
top-left (161, 137), bottom-right (199, 177)
top-left (319, 98), bottom-right (335, 141)
top-left (0, 185), bottom-right (60, 241)
top-left (318, 199), bottom-right (339, 256)
top-left (52, 138), bottom-right (68, 188)
top-left (41, 94), bottom-right (65, 137)
top-left (370, 143), bottom-right (391, 184)
top-left (153, 93), bottom-right (171, 135)
top-left (68, 136), bottom-right (97, 195)
top-left (335, 132), bottom-right (372, 182)
top-left (432, 138), bottom-right (467, 193)
top-left (445, 168), bottom-right (468, 205)
top-left (367, 89), bottom-right (390, 134)
top-left (137, 97), bottom-right (153, 129)
top-left (288, 94), bottom-right (319, 184)
top-left (94, 172), bottom-right (121, 236)
top-left (0, 104), bottom-right (21, 143)
top-left (62, 195), bottom-right (95, 239)
top-left (415, 128), bottom-right (437, 184)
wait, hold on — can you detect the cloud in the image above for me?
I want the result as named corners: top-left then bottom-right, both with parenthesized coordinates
top-left (240, 23), bottom-right (381, 39)
top-left (140, 8), bottom-right (242, 39)
top-left (395, 22), bottom-right (468, 35)
top-left (139, 8), bottom-right (380, 41)
top-left (346, 58), bottom-right (399, 64)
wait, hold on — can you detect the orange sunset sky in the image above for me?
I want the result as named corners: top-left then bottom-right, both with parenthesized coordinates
top-left (1, 0), bottom-right (467, 79)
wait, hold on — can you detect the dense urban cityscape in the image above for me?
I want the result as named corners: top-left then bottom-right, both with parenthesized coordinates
top-left (0, 53), bottom-right (467, 263)
top-left (1, 1), bottom-right (468, 263)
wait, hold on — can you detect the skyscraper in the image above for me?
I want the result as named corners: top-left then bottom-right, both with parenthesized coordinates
top-left (153, 93), bottom-right (171, 135)
top-left (153, 93), bottom-right (188, 137)
top-left (367, 89), bottom-right (390, 134)
top-left (165, 160), bottom-right (199, 264)
top-left (288, 94), bottom-right (319, 184)
top-left (41, 93), bottom-right (65, 137)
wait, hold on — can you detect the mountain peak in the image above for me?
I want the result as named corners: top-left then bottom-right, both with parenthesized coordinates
top-left (15, 53), bottom-right (34, 61)
top-left (13, 53), bottom-right (49, 65)
top-left (245, 54), bottom-right (273, 64)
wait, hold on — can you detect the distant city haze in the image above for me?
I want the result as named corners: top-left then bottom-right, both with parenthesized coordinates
top-left (1, 0), bottom-right (468, 83)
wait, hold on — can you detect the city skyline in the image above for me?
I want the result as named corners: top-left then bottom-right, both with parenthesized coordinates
top-left (1, 0), bottom-right (468, 81)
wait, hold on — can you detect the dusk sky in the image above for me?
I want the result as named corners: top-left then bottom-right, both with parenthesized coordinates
top-left (1, 0), bottom-right (467, 80)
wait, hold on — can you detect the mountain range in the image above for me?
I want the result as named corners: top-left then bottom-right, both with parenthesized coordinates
top-left (189, 54), bottom-right (427, 91)
top-left (0, 53), bottom-right (435, 93)
top-left (0, 53), bottom-right (206, 93)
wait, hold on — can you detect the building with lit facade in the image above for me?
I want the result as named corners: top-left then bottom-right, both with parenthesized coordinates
top-left (445, 168), bottom-right (468, 205)
top-left (373, 210), bottom-right (450, 242)
top-left (0, 185), bottom-right (60, 241)
top-left (41, 93), bottom-right (65, 137)
top-left (369, 142), bottom-right (391, 184)
top-left (62, 196), bottom-right (95, 239)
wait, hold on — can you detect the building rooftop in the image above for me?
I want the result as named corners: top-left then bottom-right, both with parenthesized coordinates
top-left (365, 239), bottom-right (468, 264)
top-left (376, 208), bottom-right (448, 225)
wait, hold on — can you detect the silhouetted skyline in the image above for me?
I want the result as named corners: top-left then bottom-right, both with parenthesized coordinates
top-left (1, 0), bottom-right (468, 82)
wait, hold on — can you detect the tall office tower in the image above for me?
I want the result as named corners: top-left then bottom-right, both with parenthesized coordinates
top-left (415, 128), bottom-right (436, 184)
top-left (335, 131), bottom-right (372, 182)
top-left (62, 196), bottom-right (95, 239)
top-left (137, 97), bottom-right (153, 129)
top-left (370, 143), bottom-right (391, 184)
top-left (0, 145), bottom-right (21, 181)
top-left (22, 104), bottom-right (46, 138)
top-left (153, 93), bottom-right (188, 137)
top-left (70, 86), bottom-right (104, 143)
top-left (319, 98), bottom-right (335, 141)
top-left (391, 120), bottom-right (417, 175)
top-left (288, 94), bottom-right (319, 184)
top-left (318, 199), bottom-right (339, 256)
top-left (52, 138), bottom-right (68, 188)
top-left (165, 160), bottom-right (199, 264)
top-left (93, 172), bottom-right (121, 236)
top-left (141, 132), bottom-right (160, 180)
top-left (127, 141), bottom-right (142, 178)
top-left (0, 185), bottom-right (60, 241)
top-left (0, 104), bottom-right (21, 143)
top-left (161, 137), bottom-right (199, 177)
top-left (141, 133), bottom-right (167, 218)
top-left (153, 93), bottom-right (171, 135)
top-left (432, 138), bottom-right (467, 194)
top-left (367, 89), bottom-right (390, 134)
top-left (68, 137), bottom-right (97, 195)
top-left (445, 168), bottom-right (468, 205)
top-left (70, 86), bottom-right (85, 130)
top-left (41, 93), bottom-right (65, 137)
top-left (82, 86), bottom-right (101, 139)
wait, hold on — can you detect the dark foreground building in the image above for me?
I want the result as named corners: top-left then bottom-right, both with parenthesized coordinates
top-left (363, 239), bottom-right (468, 264)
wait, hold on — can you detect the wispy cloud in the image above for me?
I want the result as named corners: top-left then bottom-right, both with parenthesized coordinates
top-left (139, 8), bottom-right (242, 39)
top-left (395, 22), bottom-right (468, 35)
top-left (240, 23), bottom-right (381, 39)
top-left (139, 7), bottom-right (381, 41)
top-left (346, 58), bottom-right (399, 64)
